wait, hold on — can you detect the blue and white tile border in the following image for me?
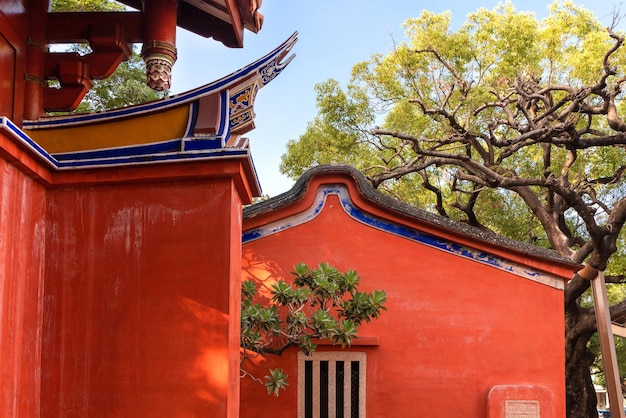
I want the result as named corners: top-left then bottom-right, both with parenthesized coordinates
top-left (243, 184), bottom-right (565, 290)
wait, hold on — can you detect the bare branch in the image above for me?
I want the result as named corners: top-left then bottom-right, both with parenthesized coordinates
top-left (420, 171), bottom-right (448, 218)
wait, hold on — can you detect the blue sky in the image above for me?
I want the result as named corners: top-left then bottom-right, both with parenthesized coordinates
top-left (171, 1), bottom-right (623, 197)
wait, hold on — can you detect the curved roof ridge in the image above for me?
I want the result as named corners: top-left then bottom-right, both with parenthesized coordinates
top-left (244, 164), bottom-right (578, 267)
top-left (23, 32), bottom-right (298, 129)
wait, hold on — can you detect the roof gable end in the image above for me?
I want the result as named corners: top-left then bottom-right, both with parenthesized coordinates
top-left (243, 165), bottom-right (580, 285)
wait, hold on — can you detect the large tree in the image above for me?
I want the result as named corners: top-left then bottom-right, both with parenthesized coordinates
top-left (281, 2), bottom-right (626, 416)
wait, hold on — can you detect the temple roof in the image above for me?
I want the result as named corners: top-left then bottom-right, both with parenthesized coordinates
top-left (116, 0), bottom-right (263, 47)
top-left (244, 164), bottom-right (580, 274)
top-left (3, 33), bottom-right (297, 197)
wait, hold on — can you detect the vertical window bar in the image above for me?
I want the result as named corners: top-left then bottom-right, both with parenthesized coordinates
top-left (350, 361), bottom-right (360, 418)
top-left (305, 360), bottom-right (313, 418)
top-left (320, 361), bottom-right (329, 418)
top-left (328, 360), bottom-right (336, 418)
top-left (336, 361), bottom-right (345, 418)
top-left (344, 358), bottom-right (351, 416)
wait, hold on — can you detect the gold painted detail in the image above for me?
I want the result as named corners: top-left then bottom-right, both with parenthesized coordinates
top-left (229, 84), bottom-right (258, 129)
top-left (24, 73), bottom-right (46, 86)
top-left (231, 111), bottom-right (253, 128)
top-left (26, 37), bottom-right (48, 52)
top-left (26, 104), bottom-right (190, 153)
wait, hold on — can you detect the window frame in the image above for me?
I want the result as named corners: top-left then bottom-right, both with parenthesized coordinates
top-left (297, 351), bottom-right (367, 418)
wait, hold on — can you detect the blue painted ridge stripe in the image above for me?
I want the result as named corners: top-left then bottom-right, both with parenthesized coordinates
top-left (242, 184), bottom-right (564, 289)
top-left (1, 116), bottom-right (59, 167)
top-left (55, 148), bottom-right (250, 168)
top-left (217, 90), bottom-right (229, 143)
top-left (185, 101), bottom-right (199, 137)
top-left (183, 138), bottom-right (224, 151)
top-left (183, 92), bottom-right (230, 145)
top-left (53, 139), bottom-right (183, 160)
top-left (2, 117), bottom-right (252, 170)
top-left (242, 186), bottom-right (331, 243)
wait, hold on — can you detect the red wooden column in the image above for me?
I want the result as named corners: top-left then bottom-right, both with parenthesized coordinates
top-left (23, 0), bottom-right (48, 119)
top-left (141, 0), bottom-right (178, 91)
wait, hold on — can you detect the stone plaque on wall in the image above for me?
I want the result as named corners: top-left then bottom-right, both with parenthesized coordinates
top-left (505, 400), bottom-right (540, 418)
top-left (488, 385), bottom-right (556, 418)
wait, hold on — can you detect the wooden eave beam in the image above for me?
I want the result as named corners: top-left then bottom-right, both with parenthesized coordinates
top-left (72, 1), bottom-right (257, 48)
top-left (46, 12), bottom-right (144, 44)
top-left (178, 0), bottom-right (250, 41)
top-left (237, 0), bottom-right (263, 33)
top-left (224, 0), bottom-right (244, 47)
top-left (177, 1), bottom-right (242, 47)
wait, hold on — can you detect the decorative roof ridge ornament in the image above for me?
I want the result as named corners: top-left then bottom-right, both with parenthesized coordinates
top-left (13, 34), bottom-right (297, 196)
top-left (142, 40), bottom-right (178, 91)
top-left (24, 32), bottom-right (298, 129)
top-left (258, 41), bottom-right (296, 86)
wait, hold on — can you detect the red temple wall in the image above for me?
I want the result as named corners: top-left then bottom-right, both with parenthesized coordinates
top-left (42, 177), bottom-right (242, 417)
top-left (0, 124), bottom-right (249, 417)
top-left (240, 175), bottom-right (571, 418)
top-left (0, 148), bottom-right (46, 418)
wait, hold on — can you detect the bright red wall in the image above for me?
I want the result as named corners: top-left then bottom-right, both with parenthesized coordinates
top-left (0, 143), bottom-right (46, 418)
top-left (241, 179), bottom-right (569, 417)
top-left (0, 119), bottom-right (251, 417)
top-left (41, 176), bottom-right (243, 417)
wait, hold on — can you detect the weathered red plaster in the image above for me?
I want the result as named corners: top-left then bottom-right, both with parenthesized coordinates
top-left (0, 152), bottom-right (47, 417)
top-left (240, 172), bottom-right (575, 418)
top-left (42, 179), bottom-right (241, 417)
top-left (0, 126), bottom-right (252, 417)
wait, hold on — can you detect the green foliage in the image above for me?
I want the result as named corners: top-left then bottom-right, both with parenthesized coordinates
top-left (52, 0), bottom-right (124, 12)
top-left (264, 368), bottom-right (288, 396)
top-left (280, 79), bottom-right (377, 179)
top-left (280, 0), bottom-right (626, 260)
top-left (76, 49), bottom-right (167, 112)
top-left (240, 262), bottom-right (386, 394)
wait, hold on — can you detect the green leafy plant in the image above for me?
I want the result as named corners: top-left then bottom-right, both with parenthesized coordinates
top-left (240, 262), bottom-right (386, 395)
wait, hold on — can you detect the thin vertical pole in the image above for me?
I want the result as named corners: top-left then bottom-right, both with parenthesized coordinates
top-left (591, 271), bottom-right (625, 417)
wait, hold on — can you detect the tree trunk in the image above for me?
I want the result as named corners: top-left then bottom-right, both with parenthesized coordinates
top-left (565, 302), bottom-right (599, 418)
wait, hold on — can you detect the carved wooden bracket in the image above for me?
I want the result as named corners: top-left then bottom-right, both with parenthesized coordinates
top-left (43, 21), bottom-right (133, 112)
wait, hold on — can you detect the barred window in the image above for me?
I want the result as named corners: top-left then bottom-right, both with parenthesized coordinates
top-left (298, 351), bottom-right (366, 418)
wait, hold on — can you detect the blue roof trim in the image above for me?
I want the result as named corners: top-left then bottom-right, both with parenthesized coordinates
top-left (242, 184), bottom-right (565, 289)
top-left (53, 139), bottom-right (183, 161)
top-left (183, 138), bottom-right (223, 151)
top-left (0, 117), bottom-right (59, 167)
top-left (184, 90), bottom-right (230, 145)
top-left (1, 116), bottom-right (253, 171)
top-left (55, 148), bottom-right (250, 168)
top-left (216, 90), bottom-right (230, 144)
top-left (185, 101), bottom-right (199, 137)
top-left (23, 32), bottom-right (298, 130)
